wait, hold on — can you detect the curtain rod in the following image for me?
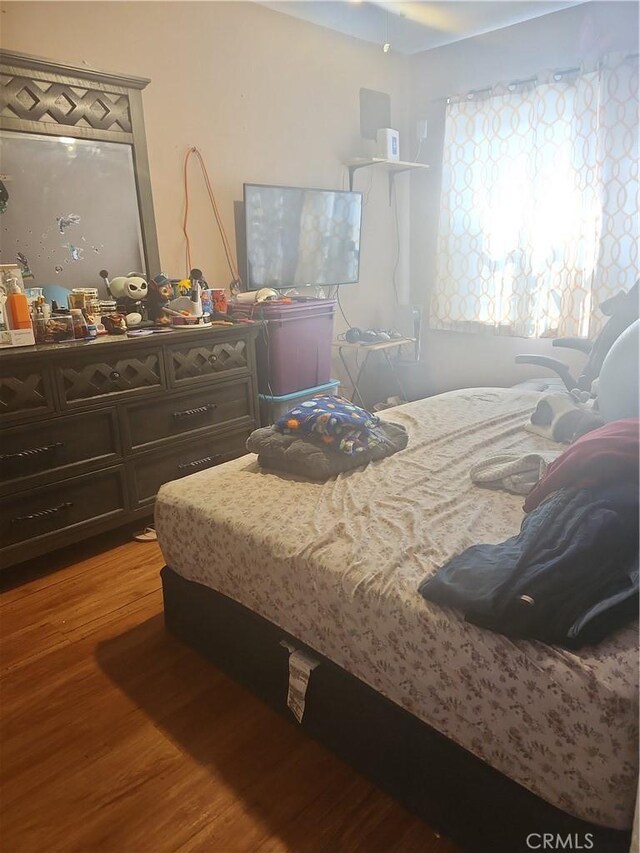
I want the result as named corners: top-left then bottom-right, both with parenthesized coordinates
top-left (442, 53), bottom-right (638, 104)
top-left (448, 68), bottom-right (577, 103)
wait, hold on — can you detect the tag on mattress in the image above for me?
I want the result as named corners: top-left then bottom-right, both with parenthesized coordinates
top-left (280, 641), bottom-right (320, 723)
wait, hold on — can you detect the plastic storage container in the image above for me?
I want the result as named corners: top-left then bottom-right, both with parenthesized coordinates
top-left (231, 299), bottom-right (336, 396)
top-left (258, 379), bottom-right (340, 426)
top-left (33, 314), bottom-right (75, 344)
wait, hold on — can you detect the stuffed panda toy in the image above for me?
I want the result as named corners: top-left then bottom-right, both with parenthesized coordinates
top-left (102, 271), bottom-right (149, 326)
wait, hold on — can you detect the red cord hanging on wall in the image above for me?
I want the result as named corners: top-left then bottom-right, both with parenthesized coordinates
top-left (182, 146), bottom-right (241, 290)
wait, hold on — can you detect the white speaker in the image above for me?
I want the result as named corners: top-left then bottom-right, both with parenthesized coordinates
top-left (394, 304), bottom-right (422, 362)
top-left (411, 304), bottom-right (422, 362)
top-left (377, 128), bottom-right (400, 161)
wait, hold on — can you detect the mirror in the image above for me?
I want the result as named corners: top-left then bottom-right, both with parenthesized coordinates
top-left (0, 49), bottom-right (159, 301)
top-left (0, 130), bottom-right (145, 294)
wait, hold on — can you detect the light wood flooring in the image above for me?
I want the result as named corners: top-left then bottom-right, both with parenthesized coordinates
top-left (0, 531), bottom-right (459, 852)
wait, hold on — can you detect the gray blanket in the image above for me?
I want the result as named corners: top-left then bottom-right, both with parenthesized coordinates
top-left (246, 420), bottom-right (408, 480)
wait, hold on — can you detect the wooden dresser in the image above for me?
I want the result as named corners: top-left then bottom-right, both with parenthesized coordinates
top-left (0, 324), bottom-right (259, 569)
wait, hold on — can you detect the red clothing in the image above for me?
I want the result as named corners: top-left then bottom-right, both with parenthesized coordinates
top-left (524, 418), bottom-right (640, 512)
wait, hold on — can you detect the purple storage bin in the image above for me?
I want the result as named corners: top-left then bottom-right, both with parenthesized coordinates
top-left (232, 299), bottom-right (336, 396)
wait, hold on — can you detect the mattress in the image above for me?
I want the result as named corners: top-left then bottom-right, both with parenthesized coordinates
top-left (155, 388), bottom-right (639, 829)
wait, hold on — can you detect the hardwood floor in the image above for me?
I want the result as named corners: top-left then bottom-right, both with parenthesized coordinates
top-left (0, 532), bottom-right (459, 853)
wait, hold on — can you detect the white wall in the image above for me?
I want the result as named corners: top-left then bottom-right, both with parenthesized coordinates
top-left (1, 0), bottom-right (410, 335)
top-left (408, 1), bottom-right (639, 394)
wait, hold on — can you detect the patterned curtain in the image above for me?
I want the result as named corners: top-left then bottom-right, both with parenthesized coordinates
top-left (432, 55), bottom-right (639, 338)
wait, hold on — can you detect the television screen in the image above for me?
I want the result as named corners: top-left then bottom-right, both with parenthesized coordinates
top-left (244, 184), bottom-right (362, 290)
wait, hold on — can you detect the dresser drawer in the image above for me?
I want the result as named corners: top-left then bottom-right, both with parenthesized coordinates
top-left (123, 379), bottom-right (253, 451)
top-left (0, 467), bottom-right (127, 550)
top-left (167, 337), bottom-right (249, 387)
top-left (0, 409), bottom-right (121, 494)
top-left (130, 429), bottom-right (249, 507)
top-left (56, 348), bottom-right (163, 408)
top-left (0, 362), bottom-right (56, 423)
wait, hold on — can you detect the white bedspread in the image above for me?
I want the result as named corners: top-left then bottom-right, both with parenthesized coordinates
top-left (156, 388), bottom-right (638, 829)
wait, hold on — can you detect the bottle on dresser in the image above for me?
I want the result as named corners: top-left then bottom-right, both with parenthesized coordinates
top-left (0, 264), bottom-right (31, 329)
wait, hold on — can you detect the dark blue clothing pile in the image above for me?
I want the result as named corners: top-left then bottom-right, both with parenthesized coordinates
top-left (418, 483), bottom-right (639, 648)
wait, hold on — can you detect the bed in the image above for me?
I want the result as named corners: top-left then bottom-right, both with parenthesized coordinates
top-left (156, 388), bottom-right (638, 852)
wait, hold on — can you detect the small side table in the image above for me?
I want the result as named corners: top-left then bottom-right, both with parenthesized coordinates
top-left (333, 337), bottom-right (415, 408)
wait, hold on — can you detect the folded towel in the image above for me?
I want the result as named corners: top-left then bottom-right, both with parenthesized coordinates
top-left (525, 392), bottom-right (604, 442)
top-left (470, 451), bottom-right (561, 496)
top-left (247, 420), bottom-right (408, 480)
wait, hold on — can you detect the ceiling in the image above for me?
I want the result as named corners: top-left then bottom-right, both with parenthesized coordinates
top-left (260, 1), bottom-right (585, 55)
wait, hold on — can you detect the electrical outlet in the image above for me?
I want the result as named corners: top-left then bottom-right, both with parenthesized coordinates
top-left (416, 119), bottom-right (428, 141)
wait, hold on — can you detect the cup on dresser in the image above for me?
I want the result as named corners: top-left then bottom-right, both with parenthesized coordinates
top-left (212, 289), bottom-right (228, 314)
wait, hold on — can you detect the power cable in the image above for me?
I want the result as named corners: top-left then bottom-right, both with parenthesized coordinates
top-left (336, 287), bottom-right (353, 330)
top-left (182, 147), bottom-right (241, 284)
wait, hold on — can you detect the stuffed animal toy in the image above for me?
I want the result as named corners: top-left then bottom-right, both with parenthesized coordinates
top-left (147, 274), bottom-right (173, 324)
top-left (99, 270), bottom-right (148, 326)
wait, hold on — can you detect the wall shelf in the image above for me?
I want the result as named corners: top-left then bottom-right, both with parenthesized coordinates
top-left (345, 157), bottom-right (429, 202)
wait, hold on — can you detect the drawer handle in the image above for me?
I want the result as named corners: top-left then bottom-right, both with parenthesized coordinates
top-left (178, 454), bottom-right (221, 472)
top-left (172, 403), bottom-right (217, 420)
top-left (110, 370), bottom-right (121, 381)
top-left (208, 354), bottom-right (218, 364)
top-left (11, 502), bottom-right (73, 524)
top-left (1, 442), bottom-right (64, 462)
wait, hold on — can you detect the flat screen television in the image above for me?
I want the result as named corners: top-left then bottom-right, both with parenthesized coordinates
top-left (243, 183), bottom-right (363, 290)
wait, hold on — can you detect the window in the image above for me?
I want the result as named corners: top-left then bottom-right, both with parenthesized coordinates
top-left (432, 57), bottom-right (639, 338)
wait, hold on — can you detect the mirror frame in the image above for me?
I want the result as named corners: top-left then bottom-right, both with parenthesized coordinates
top-left (0, 49), bottom-right (160, 277)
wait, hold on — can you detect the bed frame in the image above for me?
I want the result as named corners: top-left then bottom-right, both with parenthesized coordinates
top-left (161, 566), bottom-right (631, 853)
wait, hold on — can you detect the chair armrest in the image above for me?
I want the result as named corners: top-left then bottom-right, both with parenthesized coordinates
top-left (552, 336), bottom-right (592, 354)
top-left (514, 355), bottom-right (577, 391)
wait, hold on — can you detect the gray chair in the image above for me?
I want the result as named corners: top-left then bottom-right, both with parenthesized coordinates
top-left (515, 282), bottom-right (639, 392)
top-left (597, 319), bottom-right (639, 422)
